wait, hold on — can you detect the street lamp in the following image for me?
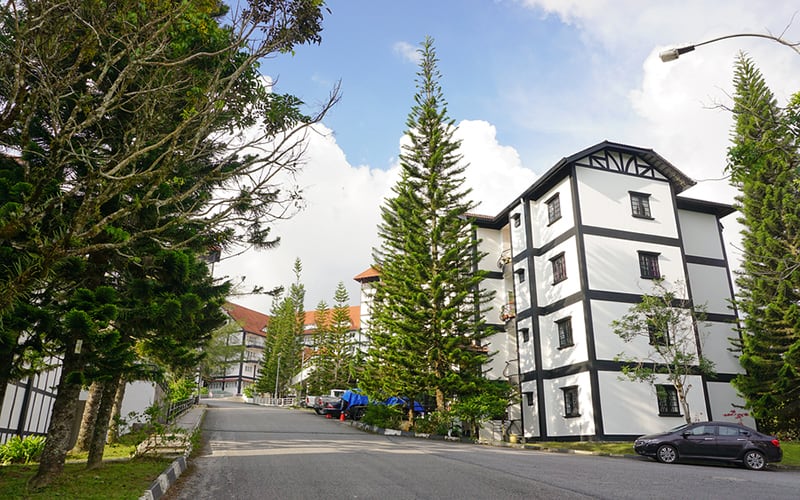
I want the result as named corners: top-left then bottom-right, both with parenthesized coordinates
top-left (659, 32), bottom-right (800, 62)
top-left (274, 353), bottom-right (281, 403)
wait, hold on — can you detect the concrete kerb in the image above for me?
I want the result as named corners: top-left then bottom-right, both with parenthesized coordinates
top-left (139, 404), bottom-right (206, 500)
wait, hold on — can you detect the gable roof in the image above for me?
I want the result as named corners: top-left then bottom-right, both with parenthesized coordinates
top-left (473, 141), bottom-right (700, 227)
top-left (353, 267), bottom-right (380, 283)
top-left (223, 302), bottom-right (269, 336)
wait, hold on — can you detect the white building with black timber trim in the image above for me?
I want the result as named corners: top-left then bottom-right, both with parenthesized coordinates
top-left (356, 141), bottom-right (750, 441)
top-left (474, 140), bottom-right (748, 440)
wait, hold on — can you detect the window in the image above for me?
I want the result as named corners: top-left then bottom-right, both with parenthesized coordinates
top-left (630, 192), bottom-right (652, 218)
top-left (656, 385), bottom-right (681, 416)
top-left (515, 268), bottom-right (525, 283)
top-left (546, 194), bottom-right (561, 224)
top-left (519, 327), bottom-right (530, 343)
top-left (556, 317), bottom-right (573, 349)
top-left (647, 318), bottom-right (670, 347)
top-left (525, 392), bottom-right (535, 406)
top-left (562, 386), bottom-right (580, 417)
top-left (638, 251), bottom-right (660, 279)
top-left (512, 213), bottom-right (521, 227)
top-left (551, 253), bottom-right (567, 283)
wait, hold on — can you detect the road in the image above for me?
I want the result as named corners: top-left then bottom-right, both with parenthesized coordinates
top-left (168, 400), bottom-right (799, 500)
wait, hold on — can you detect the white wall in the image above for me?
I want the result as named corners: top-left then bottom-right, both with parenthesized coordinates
top-left (520, 380), bottom-right (540, 438)
top-left (534, 236), bottom-right (581, 307)
top-left (597, 372), bottom-right (707, 435)
top-left (531, 178), bottom-right (574, 249)
top-left (538, 302), bottom-right (588, 370)
top-left (698, 321), bottom-right (743, 374)
top-left (576, 166), bottom-right (678, 237)
top-left (678, 209), bottom-right (725, 259)
top-left (706, 381), bottom-right (756, 428)
top-left (584, 235), bottom-right (687, 294)
top-left (686, 263), bottom-right (734, 315)
top-left (542, 372), bottom-right (595, 437)
top-left (120, 381), bottom-right (159, 428)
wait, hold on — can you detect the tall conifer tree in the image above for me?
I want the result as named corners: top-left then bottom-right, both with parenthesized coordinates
top-left (362, 37), bottom-right (493, 416)
top-left (727, 54), bottom-right (800, 435)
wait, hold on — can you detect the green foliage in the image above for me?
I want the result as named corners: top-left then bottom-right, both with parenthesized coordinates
top-left (362, 37), bottom-right (495, 418)
top-left (0, 435), bottom-right (46, 464)
top-left (450, 380), bottom-right (512, 437)
top-left (726, 55), bottom-right (800, 435)
top-left (168, 377), bottom-right (197, 402)
top-left (413, 411), bottom-right (453, 435)
top-left (611, 279), bottom-right (714, 423)
top-left (361, 404), bottom-right (404, 429)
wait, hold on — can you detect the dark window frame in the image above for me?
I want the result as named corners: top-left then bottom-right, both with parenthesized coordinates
top-left (515, 267), bottom-right (525, 283)
top-left (546, 193), bottom-right (562, 225)
top-left (647, 317), bottom-right (670, 347)
top-left (656, 385), bottom-right (681, 416)
top-left (638, 251), bottom-right (661, 279)
top-left (630, 191), bottom-right (653, 219)
top-left (525, 392), bottom-right (535, 406)
top-left (561, 386), bottom-right (580, 418)
top-left (556, 317), bottom-right (574, 349)
top-left (551, 253), bottom-right (567, 284)
top-left (512, 212), bottom-right (521, 227)
top-left (519, 327), bottom-right (530, 343)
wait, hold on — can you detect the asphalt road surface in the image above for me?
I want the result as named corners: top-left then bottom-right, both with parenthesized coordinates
top-left (168, 400), bottom-right (800, 500)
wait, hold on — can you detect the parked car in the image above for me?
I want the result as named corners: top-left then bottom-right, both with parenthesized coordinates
top-left (634, 421), bottom-right (782, 470)
top-left (314, 396), bottom-right (344, 417)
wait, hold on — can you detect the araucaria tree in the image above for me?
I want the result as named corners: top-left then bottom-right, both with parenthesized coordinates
top-left (362, 37), bottom-right (493, 419)
top-left (611, 279), bottom-right (715, 424)
top-left (0, 0), bottom-right (337, 487)
top-left (312, 282), bottom-right (356, 391)
top-left (726, 54), bottom-right (800, 436)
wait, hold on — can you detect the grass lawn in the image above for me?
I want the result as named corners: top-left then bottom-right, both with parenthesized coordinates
top-left (528, 440), bottom-right (800, 467)
top-left (0, 457), bottom-right (173, 500)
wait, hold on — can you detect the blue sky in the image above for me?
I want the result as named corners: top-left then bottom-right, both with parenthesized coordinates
top-left (220, 0), bottom-right (800, 313)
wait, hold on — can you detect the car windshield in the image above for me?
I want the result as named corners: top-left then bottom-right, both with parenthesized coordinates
top-left (668, 423), bottom-right (691, 433)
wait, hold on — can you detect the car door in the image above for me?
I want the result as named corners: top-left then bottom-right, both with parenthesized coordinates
top-left (677, 424), bottom-right (717, 458)
top-left (714, 424), bottom-right (748, 459)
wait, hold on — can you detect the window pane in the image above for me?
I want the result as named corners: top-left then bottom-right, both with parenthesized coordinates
top-left (547, 194), bottom-right (561, 224)
top-left (552, 254), bottom-right (567, 283)
top-left (639, 252), bottom-right (660, 279)
top-left (557, 318), bottom-right (573, 348)
top-left (630, 193), bottom-right (651, 218)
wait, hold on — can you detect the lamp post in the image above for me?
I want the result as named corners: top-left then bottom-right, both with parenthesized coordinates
top-left (659, 32), bottom-right (800, 62)
top-left (274, 353), bottom-right (281, 404)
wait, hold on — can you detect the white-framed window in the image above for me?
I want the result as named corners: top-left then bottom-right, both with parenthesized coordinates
top-left (630, 191), bottom-right (652, 219)
top-left (546, 193), bottom-right (561, 224)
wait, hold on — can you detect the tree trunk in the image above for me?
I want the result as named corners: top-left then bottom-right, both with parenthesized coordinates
top-left (106, 379), bottom-right (126, 444)
top-left (87, 375), bottom-right (120, 469)
top-left (73, 381), bottom-right (102, 453)
top-left (30, 348), bottom-right (84, 489)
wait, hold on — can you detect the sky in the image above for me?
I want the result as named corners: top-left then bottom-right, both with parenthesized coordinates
top-left (217, 0), bottom-right (800, 314)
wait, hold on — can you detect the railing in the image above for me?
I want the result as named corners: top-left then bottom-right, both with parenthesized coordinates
top-left (166, 397), bottom-right (196, 422)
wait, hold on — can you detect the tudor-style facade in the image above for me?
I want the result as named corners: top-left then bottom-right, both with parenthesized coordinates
top-left (472, 141), bottom-right (748, 440)
top-left (355, 141), bottom-right (749, 441)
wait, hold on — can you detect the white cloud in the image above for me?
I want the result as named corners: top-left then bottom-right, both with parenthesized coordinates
top-left (217, 120), bottom-right (533, 313)
top-left (393, 41), bottom-right (422, 64)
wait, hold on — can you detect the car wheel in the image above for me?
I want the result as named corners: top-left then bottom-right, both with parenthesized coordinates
top-left (656, 445), bottom-right (678, 464)
top-left (743, 450), bottom-right (766, 470)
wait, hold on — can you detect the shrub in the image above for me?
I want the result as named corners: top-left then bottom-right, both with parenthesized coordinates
top-left (0, 435), bottom-right (46, 464)
top-left (361, 404), bottom-right (403, 429)
top-left (413, 411), bottom-right (453, 435)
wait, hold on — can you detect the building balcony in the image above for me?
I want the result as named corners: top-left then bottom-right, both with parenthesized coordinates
top-left (500, 303), bottom-right (516, 322)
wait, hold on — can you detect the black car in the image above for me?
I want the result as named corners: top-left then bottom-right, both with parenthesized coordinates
top-left (634, 421), bottom-right (782, 470)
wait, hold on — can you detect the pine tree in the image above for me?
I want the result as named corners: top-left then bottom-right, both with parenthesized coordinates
top-left (362, 37), bottom-right (493, 418)
top-left (727, 54), bottom-right (800, 435)
top-left (306, 300), bottom-right (330, 395)
top-left (327, 282), bottom-right (356, 389)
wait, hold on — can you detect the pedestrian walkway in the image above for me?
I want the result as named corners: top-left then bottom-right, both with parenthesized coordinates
top-left (139, 404), bottom-right (206, 500)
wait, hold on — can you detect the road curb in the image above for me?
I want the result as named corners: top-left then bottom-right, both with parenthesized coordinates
top-left (138, 405), bottom-right (206, 500)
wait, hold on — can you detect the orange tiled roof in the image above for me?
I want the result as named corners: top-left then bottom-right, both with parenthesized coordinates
top-left (223, 302), bottom-right (269, 336)
top-left (225, 302), bottom-right (361, 335)
top-left (353, 267), bottom-right (380, 282)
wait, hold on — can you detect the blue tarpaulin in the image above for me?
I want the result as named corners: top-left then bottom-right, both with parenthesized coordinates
top-left (340, 390), bottom-right (424, 412)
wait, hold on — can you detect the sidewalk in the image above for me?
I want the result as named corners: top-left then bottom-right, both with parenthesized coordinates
top-left (139, 404), bottom-right (206, 500)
